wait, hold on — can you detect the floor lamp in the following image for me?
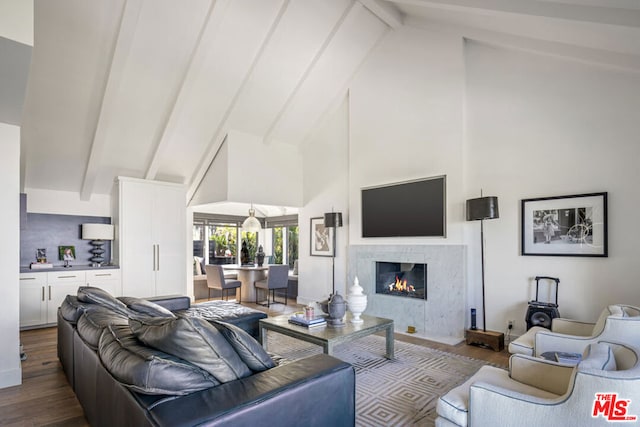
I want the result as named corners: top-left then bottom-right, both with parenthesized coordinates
top-left (465, 194), bottom-right (504, 351)
top-left (324, 212), bottom-right (343, 295)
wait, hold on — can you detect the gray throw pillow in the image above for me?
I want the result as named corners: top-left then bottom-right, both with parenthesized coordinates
top-left (578, 343), bottom-right (617, 371)
top-left (210, 320), bottom-right (275, 372)
top-left (118, 296), bottom-right (176, 318)
top-left (99, 324), bottom-right (219, 395)
top-left (77, 286), bottom-right (129, 316)
top-left (129, 314), bottom-right (252, 383)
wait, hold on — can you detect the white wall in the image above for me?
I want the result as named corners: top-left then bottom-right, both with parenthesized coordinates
top-left (349, 26), bottom-right (466, 246)
top-left (465, 41), bottom-right (640, 335)
top-left (320, 23), bottom-right (640, 339)
top-left (25, 187), bottom-right (111, 217)
top-left (0, 123), bottom-right (22, 388)
top-left (227, 130), bottom-right (303, 207)
top-left (298, 96), bottom-right (350, 304)
top-left (0, 0), bottom-right (33, 46)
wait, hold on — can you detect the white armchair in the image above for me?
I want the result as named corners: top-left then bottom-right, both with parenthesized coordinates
top-left (509, 304), bottom-right (640, 357)
top-left (436, 341), bottom-right (640, 427)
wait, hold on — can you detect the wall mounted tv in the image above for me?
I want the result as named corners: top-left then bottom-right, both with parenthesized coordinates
top-left (361, 176), bottom-right (446, 238)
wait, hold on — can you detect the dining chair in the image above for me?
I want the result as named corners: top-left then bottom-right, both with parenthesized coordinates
top-left (205, 265), bottom-right (242, 302)
top-left (254, 265), bottom-right (290, 307)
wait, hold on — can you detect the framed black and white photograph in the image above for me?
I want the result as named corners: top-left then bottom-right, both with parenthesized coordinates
top-left (521, 192), bottom-right (607, 257)
top-left (310, 217), bottom-right (334, 257)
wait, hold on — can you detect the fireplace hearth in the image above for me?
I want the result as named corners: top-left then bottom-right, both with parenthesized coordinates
top-left (376, 261), bottom-right (426, 300)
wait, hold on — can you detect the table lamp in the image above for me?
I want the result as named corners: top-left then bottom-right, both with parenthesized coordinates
top-left (82, 223), bottom-right (114, 267)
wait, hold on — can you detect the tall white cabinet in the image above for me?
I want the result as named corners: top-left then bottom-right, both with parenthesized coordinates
top-left (113, 177), bottom-right (187, 298)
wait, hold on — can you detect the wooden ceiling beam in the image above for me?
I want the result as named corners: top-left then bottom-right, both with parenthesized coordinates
top-left (359, 0), bottom-right (404, 29)
top-left (386, 0), bottom-right (640, 28)
top-left (144, 0), bottom-right (231, 182)
top-left (263, 1), bottom-right (359, 145)
top-left (79, 0), bottom-right (143, 201)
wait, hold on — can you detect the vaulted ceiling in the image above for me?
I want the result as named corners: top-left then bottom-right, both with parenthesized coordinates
top-left (19, 0), bottom-right (640, 210)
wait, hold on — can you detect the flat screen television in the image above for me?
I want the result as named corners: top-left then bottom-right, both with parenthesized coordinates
top-left (361, 176), bottom-right (446, 238)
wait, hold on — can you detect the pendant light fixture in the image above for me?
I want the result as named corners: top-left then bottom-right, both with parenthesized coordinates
top-left (242, 204), bottom-right (262, 232)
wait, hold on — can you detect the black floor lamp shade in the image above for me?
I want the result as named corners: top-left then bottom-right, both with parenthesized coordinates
top-left (324, 212), bottom-right (343, 228)
top-left (466, 196), bottom-right (499, 221)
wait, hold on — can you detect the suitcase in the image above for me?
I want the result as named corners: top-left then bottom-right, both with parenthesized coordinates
top-left (525, 276), bottom-right (560, 330)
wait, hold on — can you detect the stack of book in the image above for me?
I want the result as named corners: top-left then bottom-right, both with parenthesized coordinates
top-left (288, 314), bottom-right (327, 328)
top-left (30, 262), bottom-right (53, 269)
top-left (554, 352), bottom-right (582, 365)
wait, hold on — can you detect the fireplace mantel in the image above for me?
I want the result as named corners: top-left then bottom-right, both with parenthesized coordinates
top-left (348, 244), bottom-right (466, 344)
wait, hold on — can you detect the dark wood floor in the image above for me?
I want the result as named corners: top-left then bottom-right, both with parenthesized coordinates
top-left (0, 301), bottom-right (509, 426)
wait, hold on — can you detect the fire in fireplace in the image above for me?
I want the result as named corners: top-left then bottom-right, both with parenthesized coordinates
top-left (375, 262), bottom-right (426, 300)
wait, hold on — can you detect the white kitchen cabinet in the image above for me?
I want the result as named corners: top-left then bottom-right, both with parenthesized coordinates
top-left (20, 269), bottom-right (122, 328)
top-left (86, 269), bottom-right (121, 296)
top-left (19, 273), bottom-right (46, 328)
top-left (114, 177), bottom-right (186, 298)
top-left (46, 271), bottom-right (86, 323)
top-left (20, 271), bottom-right (85, 328)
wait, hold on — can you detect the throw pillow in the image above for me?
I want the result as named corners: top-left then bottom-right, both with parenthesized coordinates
top-left (99, 324), bottom-right (219, 395)
top-left (193, 256), bottom-right (203, 275)
top-left (118, 296), bottom-right (176, 319)
top-left (129, 314), bottom-right (252, 383)
top-left (77, 286), bottom-right (129, 316)
top-left (578, 343), bottom-right (617, 371)
top-left (210, 320), bottom-right (275, 372)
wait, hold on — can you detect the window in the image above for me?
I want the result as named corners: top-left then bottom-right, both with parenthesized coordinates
top-left (193, 223), bottom-right (205, 258)
top-left (287, 226), bottom-right (298, 268)
top-left (193, 213), bottom-right (298, 267)
top-left (208, 224), bottom-right (237, 260)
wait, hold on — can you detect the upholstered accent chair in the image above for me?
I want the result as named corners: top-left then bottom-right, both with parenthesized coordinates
top-left (205, 265), bottom-right (242, 302)
top-left (436, 341), bottom-right (640, 427)
top-left (254, 265), bottom-right (290, 307)
top-left (509, 304), bottom-right (640, 357)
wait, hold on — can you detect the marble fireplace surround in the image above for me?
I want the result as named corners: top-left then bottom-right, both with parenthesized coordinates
top-left (348, 244), bottom-right (466, 345)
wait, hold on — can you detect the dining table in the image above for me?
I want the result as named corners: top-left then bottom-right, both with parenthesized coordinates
top-left (223, 264), bottom-right (269, 302)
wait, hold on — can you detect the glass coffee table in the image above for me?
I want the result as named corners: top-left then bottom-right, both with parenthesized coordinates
top-left (259, 313), bottom-right (394, 359)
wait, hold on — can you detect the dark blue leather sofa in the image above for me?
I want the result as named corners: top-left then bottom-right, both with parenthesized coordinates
top-left (57, 289), bottom-right (355, 427)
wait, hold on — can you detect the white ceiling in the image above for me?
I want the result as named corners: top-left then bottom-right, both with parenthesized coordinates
top-left (18, 0), bottom-right (640, 216)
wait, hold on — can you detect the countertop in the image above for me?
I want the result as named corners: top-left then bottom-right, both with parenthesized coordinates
top-left (20, 264), bottom-right (119, 274)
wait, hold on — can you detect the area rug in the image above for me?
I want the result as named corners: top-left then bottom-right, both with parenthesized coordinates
top-left (265, 331), bottom-right (495, 427)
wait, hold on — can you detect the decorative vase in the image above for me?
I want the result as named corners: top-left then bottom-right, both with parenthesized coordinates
top-left (256, 245), bottom-right (265, 266)
top-left (327, 292), bottom-right (347, 327)
top-left (347, 276), bottom-right (367, 324)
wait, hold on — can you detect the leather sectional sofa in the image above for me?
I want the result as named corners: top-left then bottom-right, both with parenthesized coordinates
top-left (58, 287), bottom-right (355, 426)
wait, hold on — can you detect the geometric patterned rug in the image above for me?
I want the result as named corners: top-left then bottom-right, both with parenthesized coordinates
top-left (265, 331), bottom-right (496, 426)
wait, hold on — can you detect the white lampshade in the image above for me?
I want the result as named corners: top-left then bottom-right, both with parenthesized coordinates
top-left (242, 207), bottom-right (262, 232)
top-left (82, 223), bottom-right (114, 240)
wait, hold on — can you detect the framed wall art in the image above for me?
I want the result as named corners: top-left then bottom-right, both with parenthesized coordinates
top-left (310, 217), bottom-right (334, 257)
top-left (521, 192), bottom-right (607, 257)
top-left (58, 245), bottom-right (76, 261)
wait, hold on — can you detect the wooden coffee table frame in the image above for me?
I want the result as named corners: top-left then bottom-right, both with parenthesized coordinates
top-left (259, 313), bottom-right (394, 359)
